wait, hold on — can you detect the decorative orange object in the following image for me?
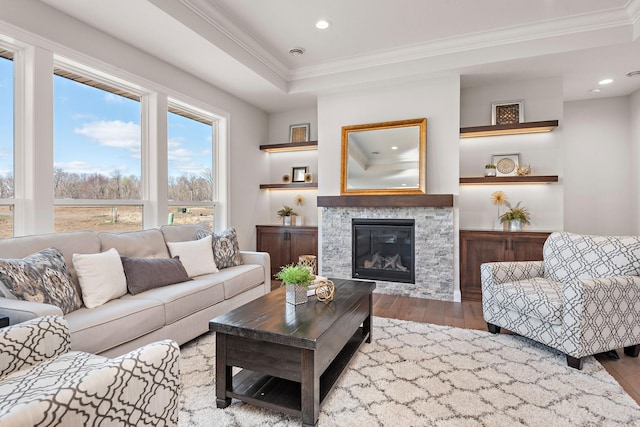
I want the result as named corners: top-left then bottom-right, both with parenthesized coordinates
top-left (315, 279), bottom-right (336, 302)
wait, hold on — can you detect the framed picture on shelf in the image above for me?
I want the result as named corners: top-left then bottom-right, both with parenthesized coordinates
top-left (491, 154), bottom-right (520, 176)
top-left (289, 123), bottom-right (310, 143)
top-left (491, 100), bottom-right (524, 125)
top-left (292, 166), bottom-right (309, 182)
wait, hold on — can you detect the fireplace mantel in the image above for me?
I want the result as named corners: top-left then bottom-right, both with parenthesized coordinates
top-left (317, 194), bottom-right (453, 208)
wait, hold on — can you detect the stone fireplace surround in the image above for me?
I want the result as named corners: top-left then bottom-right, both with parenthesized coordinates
top-left (318, 195), bottom-right (455, 300)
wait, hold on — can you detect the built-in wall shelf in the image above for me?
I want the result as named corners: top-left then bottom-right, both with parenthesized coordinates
top-left (460, 120), bottom-right (558, 138)
top-left (460, 175), bottom-right (559, 185)
top-left (260, 183), bottom-right (318, 190)
top-left (259, 141), bottom-right (318, 152)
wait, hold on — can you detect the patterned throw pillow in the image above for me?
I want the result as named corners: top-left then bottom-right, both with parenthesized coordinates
top-left (543, 232), bottom-right (640, 282)
top-left (196, 228), bottom-right (243, 269)
top-left (0, 248), bottom-right (83, 314)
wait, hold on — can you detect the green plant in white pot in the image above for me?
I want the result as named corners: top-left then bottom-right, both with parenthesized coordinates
top-left (499, 201), bottom-right (531, 231)
top-left (276, 263), bottom-right (314, 305)
top-left (484, 164), bottom-right (497, 177)
top-left (277, 205), bottom-right (297, 226)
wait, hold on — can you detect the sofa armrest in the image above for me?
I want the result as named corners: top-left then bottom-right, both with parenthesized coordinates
top-left (0, 297), bottom-right (63, 325)
top-left (65, 339), bottom-right (181, 425)
top-left (0, 340), bottom-right (180, 426)
top-left (481, 261), bottom-right (544, 287)
top-left (0, 315), bottom-right (70, 379)
top-left (562, 276), bottom-right (640, 358)
top-left (240, 251), bottom-right (271, 294)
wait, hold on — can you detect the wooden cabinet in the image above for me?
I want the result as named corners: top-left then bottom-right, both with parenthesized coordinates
top-left (256, 225), bottom-right (318, 275)
top-left (459, 230), bottom-right (550, 301)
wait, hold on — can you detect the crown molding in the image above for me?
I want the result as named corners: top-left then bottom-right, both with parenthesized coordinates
top-left (290, 7), bottom-right (633, 81)
top-left (177, 0), bottom-right (290, 80)
top-left (174, 1), bottom-right (638, 86)
top-left (627, 0), bottom-right (640, 38)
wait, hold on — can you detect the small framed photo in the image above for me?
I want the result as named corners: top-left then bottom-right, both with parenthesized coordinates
top-left (491, 100), bottom-right (524, 125)
top-left (491, 154), bottom-right (520, 176)
top-left (289, 123), bottom-right (310, 143)
top-left (292, 166), bottom-right (309, 183)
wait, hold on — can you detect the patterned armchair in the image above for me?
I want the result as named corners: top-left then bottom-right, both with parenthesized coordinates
top-left (481, 232), bottom-right (640, 369)
top-left (0, 316), bottom-right (180, 425)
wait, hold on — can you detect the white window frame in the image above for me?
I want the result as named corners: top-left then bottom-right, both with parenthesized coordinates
top-left (0, 46), bottom-right (15, 233)
top-left (167, 97), bottom-right (227, 230)
top-left (52, 58), bottom-right (147, 228)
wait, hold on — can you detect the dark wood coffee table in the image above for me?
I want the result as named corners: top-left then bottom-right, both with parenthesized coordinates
top-left (209, 278), bottom-right (375, 426)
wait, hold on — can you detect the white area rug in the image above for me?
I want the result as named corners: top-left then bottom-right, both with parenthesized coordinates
top-left (179, 317), bottom-right (640, 426)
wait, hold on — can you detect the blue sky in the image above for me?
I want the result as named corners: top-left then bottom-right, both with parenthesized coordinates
top-left (0, 57), bottom-right (212, 182)
top-left (0, 58), bottom-right (13, 178)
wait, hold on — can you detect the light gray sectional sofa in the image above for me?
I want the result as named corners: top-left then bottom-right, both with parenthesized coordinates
top-left (0, 223), bottom-right (271, 357)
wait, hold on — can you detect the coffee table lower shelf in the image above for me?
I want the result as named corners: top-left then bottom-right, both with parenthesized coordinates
top-left (226, 327), bottom-right (368, 417)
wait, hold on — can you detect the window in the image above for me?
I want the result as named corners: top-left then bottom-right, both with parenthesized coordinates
top-left (167, 104), bottom-right (215, 227)
top-left (53, 68), bottom-right (143, 232)
top-left (0, 49), bottom-right (14, 237)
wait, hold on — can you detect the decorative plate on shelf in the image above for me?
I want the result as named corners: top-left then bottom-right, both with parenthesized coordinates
top-left (491, 154), bottom-right (520, 176)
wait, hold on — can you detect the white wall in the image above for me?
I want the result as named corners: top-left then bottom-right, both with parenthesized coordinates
top-left (631, 89), bottom-right (640, 234)
top-left (459, 78), bottom-right (564, 231)
top-left (564, 96), bottom-right (634, 235)
top-left (318, 76), bottom-right (461, 196)
top-left (265, 108), bottom-right (318, 225)
top-left (0, 0), bottom-right (270, 249)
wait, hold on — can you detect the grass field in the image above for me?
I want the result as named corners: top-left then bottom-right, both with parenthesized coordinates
top-left (0, 205), bottom-right (213, 238)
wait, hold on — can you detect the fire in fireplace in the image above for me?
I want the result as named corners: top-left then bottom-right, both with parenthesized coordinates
top-left (352, 218), bottom-right (415, 283)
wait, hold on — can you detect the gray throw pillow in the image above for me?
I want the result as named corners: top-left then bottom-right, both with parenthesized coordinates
top-left (121, 256), bottom-right (191, 295)
top-left (0, 247), bottom-right (83, 314)
top-left (196, 228), bottom-right (243, 269)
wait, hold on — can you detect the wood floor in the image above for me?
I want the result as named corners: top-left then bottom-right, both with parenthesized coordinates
top-left (372, 293), bottom-right (640, 406)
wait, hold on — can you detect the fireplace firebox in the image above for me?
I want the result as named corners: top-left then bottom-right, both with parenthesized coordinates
top-left (352, 218), bottom-right (415, 283)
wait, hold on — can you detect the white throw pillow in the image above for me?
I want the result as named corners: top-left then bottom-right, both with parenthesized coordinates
top-left (72, 248), bottom-right (127, 309)
top-left (166, 235), bottom-right (218, 277)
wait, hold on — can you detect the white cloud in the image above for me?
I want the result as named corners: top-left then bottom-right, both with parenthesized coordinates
top-left (167, 137), bottom-right (211, 176)
top-left (72, 113), bottom-right (97, 120)
top-left (74, 120), bottom-right (140, 151)
top-left (104, 93), bottom-right (123, 104)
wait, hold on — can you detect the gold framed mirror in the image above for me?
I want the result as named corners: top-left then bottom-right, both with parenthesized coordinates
top-left (340, 118), bottom-right (426, 195)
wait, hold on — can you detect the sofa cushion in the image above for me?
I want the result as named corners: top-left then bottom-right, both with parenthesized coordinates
top-left (196, 227), bottom-right (243, 269)
top-left (166, 236), bottom-right (218, 277)
top-left (65, 296), bottom-right (165, 354)
top-left (215, 264), bottom-right (265, 299)
top-left (121, 256), bottom-right (191, 295)
top-left (160, 223), bottom-right (209, 243)
top-left (492, 277), bottom-right (563, 325)
top-left (131, 277), bottom-right (225, 324)
top-left (543, 232), bottom-right (640, 283)
top-left (99, 229), bottom-right (170, 259)
top-left (73, 248), bottom-right (128, 309)
top-left (0, 248), bottom-right (83, 314)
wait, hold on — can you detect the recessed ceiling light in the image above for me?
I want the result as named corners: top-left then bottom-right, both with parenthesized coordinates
top-left (315, 19), bottom-right (331, 30)
top-left (589, 88), bottom-right (601, 93)
top-left (391, 146), bottom-right (398, 150)
top-left (288, 47), bottom-right (305, 56)
top-left (598, 78), bottom-right (613, 85)
top-left (627, 70), bottom-right (640, 78)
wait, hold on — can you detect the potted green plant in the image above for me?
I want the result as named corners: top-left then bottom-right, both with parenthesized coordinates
top-left (275, 264), bottom-right (314, 305)
top-left (484, 164), bottom-right (497, 177)
top-left (499, 201), bottom-right (531, 231)
top-left (276, 205), bottom-right (297, 226)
